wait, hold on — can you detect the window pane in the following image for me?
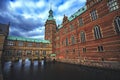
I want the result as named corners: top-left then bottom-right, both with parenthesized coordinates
top-left (28, 43), bottom-right (32, 47)
top-left (80, 32), bottom-right (86, 43)
top-left (83, 48), bottom-right (86, 53)
top-left (18, 41), bottom-right (23, 46)
top-left (94, 26), bottom-right (102, 39)
top-left (36, 43), bottom-right (40, 47)
top-left (70, 25), bottom-right (74, 31)
top-left (7, 41), bottom-right (14, 46)
top-left (90, 10), bottom-right (98, 20)
top-left (107, 0), bottom-right (119, 11)
top-left (71, 36), bottom-right (75, 44)
top-left (98, 46), bottom-right (104, 52)
top-left (79, 18), bottom-right (83, 26)
top-left (114, 16), bottom-right (120, 33)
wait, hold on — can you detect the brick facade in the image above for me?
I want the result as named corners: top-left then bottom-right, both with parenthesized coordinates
top-left (3, 37), bottom-right (52, 61)
top-left (45, 0), bottom-right (120, 69)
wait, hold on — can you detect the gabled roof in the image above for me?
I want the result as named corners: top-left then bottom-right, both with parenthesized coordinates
top-left (7, 36), bottom-right (50, 43)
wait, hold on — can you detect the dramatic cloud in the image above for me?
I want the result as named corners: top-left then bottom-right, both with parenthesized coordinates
top-left (0, 0), bottom-right (86, 39)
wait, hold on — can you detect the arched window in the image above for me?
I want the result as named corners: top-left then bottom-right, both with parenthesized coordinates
top-left (71, 36), bottom-right (75, 45)
top-left (70, 25), bottom-right (74, 31)
top-left (79, 17), bottom-right (83, 26)
top-left (66, 38), bottom-right (68, 46)
top-left (114, 16), bottom-right (120, 34)
top-left (94, 26), bottom-right (102, 39)
top-left (80, 31), bottom-right (86, 43)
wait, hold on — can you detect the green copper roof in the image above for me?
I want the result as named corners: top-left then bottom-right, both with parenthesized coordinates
top-left (58, 24), bottom-right (63, 29)
top-left (7, 36), bottom-right (50, 43)
top-left (47, 9), bottom-right (54, 20)
top-left (47, 17), bottom-right (54, 20)
top-left (68, 6), bottom-right (87, 21)
top-left (57, 6), bottom-right (87, 29)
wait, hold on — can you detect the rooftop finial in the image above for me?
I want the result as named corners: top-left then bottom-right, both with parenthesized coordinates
top-left (47, 2), bottom-right (54, 20)
top-left (50, 2), bottom-right (52, 10)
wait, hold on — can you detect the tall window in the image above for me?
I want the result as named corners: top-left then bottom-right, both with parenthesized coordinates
top-left (98, 46), bottom-right (104, 52)
top-left (26, 50), bottom-right (31, 55)
top-left (90, 10), bottom-right (98, 20)
top-left (94, 26), bottom-right (102, 39)
top-left (17, 50), bottom-right (22, 56)
top-left (7, 41), bottom-right (14, 46)
top-left (83, 48), bottom-right (86, 53)
top-left (36, 43), bottom-right (40, 47)
top-left (114, 16), bottom-right (120, 34)
top-left (6, 50), bottom-right (12, 56)
top-left (71, 36), bottom-right (75, 45)
top-left (43, 44), bottom-right (46, 48)
top-left (73, 49), bottom-right (75, 53)
top-left (66, 38), bottom-right (68, 46)
top-left (18, 41), bottom-right (23, 46)
top-left (79, 18), bottom-right (83, 26)
top-left (43, 51), bottom-right (46, 55)
top-left (35, 51), bottom-right (39, 56)
top-left (107, 0), bottom-right (119, 12)
top-left (27, 43), bottom-right (32, 47)
top-left (70, 25), bottom-right (74, 31)
top-left (80, 31), bottom-right (86, 43)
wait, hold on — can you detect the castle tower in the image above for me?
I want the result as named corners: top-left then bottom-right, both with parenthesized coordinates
top-left (45, 8), bottom-right (56, 43)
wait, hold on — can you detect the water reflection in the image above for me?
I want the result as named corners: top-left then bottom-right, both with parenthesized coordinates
top-left (2, 59), bottom-right (120, 80)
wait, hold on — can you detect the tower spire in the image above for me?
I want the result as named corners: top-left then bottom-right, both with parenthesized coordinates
top-left (50, 2), bottom-right (52, 10)
top-left (47, 3), bottom-right (54, 20)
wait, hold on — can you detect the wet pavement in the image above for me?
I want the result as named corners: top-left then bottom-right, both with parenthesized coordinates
top-left (2, 59), bottom-right (120, 80)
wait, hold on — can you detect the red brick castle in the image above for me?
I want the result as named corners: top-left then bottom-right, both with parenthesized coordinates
top-left (45, 0), bottom-right (120, 69)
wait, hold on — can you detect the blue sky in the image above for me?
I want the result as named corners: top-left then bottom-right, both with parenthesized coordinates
top-left (0, 0), bottom-right (86, 39)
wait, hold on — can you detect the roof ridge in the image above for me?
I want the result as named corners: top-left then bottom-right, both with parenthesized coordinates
top-left (7, 36), bottom-right (50, 43)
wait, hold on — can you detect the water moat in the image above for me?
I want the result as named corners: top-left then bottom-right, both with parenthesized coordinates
top-left (2, 59), bottom-right (120, 80)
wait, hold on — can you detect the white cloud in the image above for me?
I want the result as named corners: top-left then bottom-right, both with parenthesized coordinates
top-left (58, 1), bottom-right (73, 12)
top-left (30, 35), bottom-right (44, 39)
top-left (55, 15), bottom-right (64, 24)
top-left (78, 0), bottom-right (86, 3)
top-left (1, 0), bottom-right (86, 39)
top-left (28, 27), bottom-right (44, 34)
top-left (36, 0), bottom-right (45, 8)
top-left (9, 1), bottom-right (22, 9)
